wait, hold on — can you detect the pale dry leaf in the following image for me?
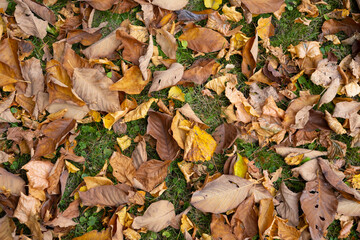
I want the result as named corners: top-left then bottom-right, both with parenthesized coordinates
top-left (156, 29), bottom-right (177, 59)
top-left (319, 77), bottom-right (340, 107)
top-left (132, 200), bottom-right (175, 232)
top-left (325, 110), bottom-right (346, 134)
top-left (0, 167), bottom-right (26, 196)
top-left (139, 35), bottom-right (153, 80)
top-left (0, 216), bottom-right (15, 240)
top-left (109, 152), bottom-right (136, 185)
top-left (333, 101), bottom-right (360, 119)
top-left (149, 63), bottom-right (184, 94)
top-left (191, 175), bottom-right (254, 213)
top-left (150, 0), bottom-right (188, 11)
top-left (311, 59), bottom-right (341, 87)
top-left (275, 182), bottom-right (300, 227)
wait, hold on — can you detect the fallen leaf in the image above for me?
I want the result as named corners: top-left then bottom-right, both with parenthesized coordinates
top-left (337, 196), bottom-right (360, 216)
top-left (333, 101), bottom-right (360, 119)
top-left (0, 167), bottom-right (25, 196)
top-left (132, 200), bottom-right (175, 232)
top-left (191, 175), bottom-right (253, 213)
top-left (205, 74), bottom-right (236, 95)
top-left (275, 182), bottom-right (300, 227)
top-left (22, 160), bottom-right (54, 191)
top-left (109, 151), bottom-right (136, 186)
top-left (241, 0), bottom-right (285, 14)
top-left (149, 63), bottom-right (184, 93)
top-left (65, 160), bottom-right (80, 173)
top-left (206, 12), bottom-right (231, 36)
top-left (182, 58), bottom-right (219, 84)
top-left (222, 4), bottom-right (242, 21)
top-left (133, 160), bottom-right (171, 192)
top-left (256, 17), bottom-right (275, 40)
top-left (109, 66), bottom-right (150, 94)
top-left (211, 214), bottom-right (236, 240)
top-left (116, 30), bottom-right (146, 65)
top-left (184, 125), bottom-right (217, 162)
top-left (322, 17), bottom-right (360, 37)
top-left (311, 59), bottom-right (341, 87)
top-left (298, 0), bottom-right (319, 18)
top-left (81, 0), bottom-right (117, 11)
top-left (319, 77), bottom-right (341, 107)
top-left (156, 28), bottom-right (177, 59)
top-left (300, 171), bottom-right (338, 240)
top-left (73, 228), bottom-right (112, 240)
top-left (117, 135), bottom-right (131, 151)
top-left (168, 86), bottom-right (185, 102)
top-left (179, 26), bottom-right (228, 53)
top-left (0, 216), bottom-right (15, 240)
top-left (131, 139), bottom-right (147, 169)
top-left (83, 176), bottom-right (113, 189)
top-left (124, 98), bottom-right (157, 122)
top-left (213, 123), bottom-right (238, 154)
top-left (72, 68), bottom-right (121, 112)
top-left (242, 33), bottom-right (258, 78)
top-left (258, 198), bottom-right (275, 239)
top-left (275, 146), bottom-right (327, 159)
top-left (292, 159), bottom-right (319, 181)
top-left (14, 0), bottom-right (48, 39)
top-left (231, 195), bottom-right (258, 239)
top-left (22, 0), bottom-right (56, 24)
top-left (204, 0), bottom-right (222, 10)
top-left (151, 0), bottom-right (188, 11)
top-left (139, 35), bottom-right (153, 80)
top-left (325, 110), bottom-right (346, 134)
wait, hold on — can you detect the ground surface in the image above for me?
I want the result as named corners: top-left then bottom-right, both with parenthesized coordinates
top-left (2, 0), bottom-right (360, 239)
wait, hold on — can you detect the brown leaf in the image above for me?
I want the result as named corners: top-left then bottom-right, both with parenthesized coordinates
top-left (337, 196), bottom-right (360, 216)
top-left (213, 123), bottom-right (238, 154)
top-left (322, 17), bottom-right (360, 37)
top-left (72, 68), bottom-right (121, 112)
top-left (22, 160), bottom-right (54, 192)
top-left (79, 184), bottom-right (133, 207)
top-left (276, 216), bottom-right (301, 240)
top-left (82, 27), bottom-right (122, 59)
top-left (179, 26), bottom-right (228, 53)
top-left (178, 103), bottom-right (209, 129)
top-left (81, 0), bottom-right (116, 11)
top-left (324, 110), bottom-right (346, 134)
top-left (33, 118), bottom-right (76, 158)
top-left (310, 59), bottom-right (341, 87)
top-left (333, 101), bottom-right (360, 119)
top-left (21, 57), bottom-right (45, 98)
top-left (22, 0), bottom-right (56, 24)
top-left (318, 158), bottom-right (360, 200)
top-left (0, 167), bottom-right (25, 196)
top-left (45, 199), bottom-right (79, 228)
top-left (156, 28), bottom-right (177, 59)
top-left (139, 35), bottom-right (153, 80)
top-left (109, 151), bottom-right (136, 185)
top-left (230, 195), bottom-right (258, 239)
top-left (241, 33), bottom-right (258, 78)
top-left (191, 175), bottom-right (253, 213)
top-left (206, 12), bottom-right (231, 36)
top-left (211, 214), bottom-right (237, 240)
top-left (294, 129), bottom-right (318, 147)
top-left (14, 0), bottom-right (48, 39)
top-left (319, 78), bottom-right (341, 107)
top-left (241, 0), bottom-right (285, 14)
top-left (47, 156), bottom-right (65, 195)
top-left (14, 193), bottom-right (42, 240)
top-left (73, 228), bottom-right (111, 240)
top-left (109, 66), bottom-right (150, 94)
top-left (300, 171), bottom-right (338, 240)
top-left (182, 58), bottom-right (219, 85)
top-left (149, 63), bottom-right (184, 93)
top-left (131, 139), bottom-right (147, 169)
top-left (132, 200), bottom-right (175, 232)
top-left (275, 182), bottom-right (300, 227)
top-left (133, 159), bottom-right (171, 192)
top-left (275, 146), bottom-right (327, 159)
top-left (151, 0), bottom-right (188, 11)
top-left (258, 198), bottom-right (275, 239)
top-left (147, 111), bottom-right (179, 161)
top-left (292, 159), bottom-right (319, 181)
top-left (0, 216), bottom-right (15, 240)
top-left (116, 29), bottom-right (146, 65)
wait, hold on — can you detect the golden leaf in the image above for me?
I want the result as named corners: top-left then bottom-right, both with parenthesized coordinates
top-left (89, 110), bottom-right (101, 122)
top-left (123, 228), bottom-right (141, 240)
top-left (284, 153), bottom-right (304, 166)
top-left (177, 160), bottom-right (195, 183)
top-left (324, 110), bottom-right (346, 135)
top-left (256, 16), bottom-right (275, 40)
top-left (103, 110), bottom-right (127, 129)
top-left (168, 86), bottom-right (185, 102)
top-left (83, 176), bottom-right (113, 190)
top-left (205, 76), bottom-right (228, 95)
top-left (117, 135), bottom-right (131, 151)
top-left (351, 174), bottom-right (360, 189)
top-left (222, 4), bottom-right (242, 21)
top-left (233, 153), bottom-right (248, 178)
top-left (124, 98), bottom-right (157, 122)
top-left (180, 215), bottom-right (194, 233)
top-left (65, 160), bottom-right (80, 173)
top-left (184, 125), bottom-right (217, 162)
top-left (204, 0), bottom-right (222, 10)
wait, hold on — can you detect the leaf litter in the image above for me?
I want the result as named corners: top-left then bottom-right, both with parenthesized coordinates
top-left (0, 0), bottom-right (360, 239)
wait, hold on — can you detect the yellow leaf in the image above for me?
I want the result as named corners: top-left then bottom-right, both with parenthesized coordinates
top-left (117, 135), bottom-right (132, 151)
top-left (184, 125), bottom-right (217, 162)
top-left (103, 110), bottom-right (127, 129)
top-left (89, 110), bottom-right (101, 122)
top-left (324, 34), bottom-right (341, 45)
top-left (256, 16), bottom-right (275, 40)
top-left (171, 110), bottom-right (192, 149)
top-left (65, 160), bottom-right (80, 173)
top-left (351, 174), bottom-right (360, 189)
top-left (177, 160), bottom-right (195, 183)
top-left (222, 4), bottom-right (242, 21)
top-left (233, 153), bottom-right (248, 178)
top-left (230, 32), bottom-right (250, 50)
top-left (83, 176), bottom-right (113, 190)
top-left (150, 181), bottom-right (167, 197)
top-left (204, 0), bottom-right (222, 10)
top-left (180, 214), bottom-right (194, 233)
top-left (73, 228), bottom-right (111, 240)
top-left (324, 110), bottom-right (347, 135)
top-left (205, 76), bottom-right (228, 95)
top-left (123, 228), bottom-right (141, 240)
top-left (284, 153), bottom-right (304, 166)
top-left (109, 66), bottom-right (150, 94)
top-left (124, 98), bottom-right (157, 122)
top-left (168, 86), bottom-right (185, 102)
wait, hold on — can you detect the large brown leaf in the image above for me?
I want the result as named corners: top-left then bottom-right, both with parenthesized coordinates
top-left (191, 175), bottom-right (254, 213)
top-left (182, 58), bottom-right (219, 85)
top-left (81, 0), bottom-right (117, 11)
top-left (332, 101), bottom-right (360, 119)
top-left (156, 28), bottom-right (177, 59)
top-left (179, 27), bottom-right (228, 53)
top-left (72, 68), bottom-right (121, 112)
top-left (0, 216), bottom-right (15, 240)
top-left (147, 111), bottom-right (179, 161)
top-left (241, 0), bottom-right (284, 14)
top-left (151, 0), bottom-right (188, 11)
top-left (131, 139), bottom-right (147, 169)
top-left (109, 66), bottom-right (150, 94)
top-left (79, 184), bottom-right (132, 207)
top-left (241, 33), bottom-right (258, 78)
top-left (73, 228), bottom-right (112, 240)
top-left (230, 194), bottom-right (258, 239)
top-left (21, 57), bottom-right (45, 98)
top-left (22, 160), bottom-right (53, 193)
top-left (116, 29), bottom-right (146, 65)
top-left (22, 0), bottom-right (56, 24)
top-left (337, 196), bottom-right (360, 216)
top-left (258, 198), bottom-right (275, 239)
top-left (0, 168), bottom-right (25, 196)
top-left (275, 182), bottom-right (300, 227)
top-left (322, 17), bottom-right (360, 37)
top-left (149, 63), bottom-right (184, 93)
top-left (14, 0), bottom-right (48, 39)
top-left (318, 158), bottom-right (360, 200)
top-left (211, 214), bottom-right (237, 240)
top-left (132, 200), bottom-right (175, 232)
top-left (300, 171), bottom-right (338, 240)
top-left (133, 159), bottom-right (171, 192)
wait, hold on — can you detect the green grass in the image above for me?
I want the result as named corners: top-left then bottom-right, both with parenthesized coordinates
top-left (2, 0), bottom-right (359, 239)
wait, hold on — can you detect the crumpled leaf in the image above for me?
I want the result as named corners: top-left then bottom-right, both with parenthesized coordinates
top-left (14, 0), bottom-right (48, 39)
top-left (241, 0), bottom-right (285, 14)
top-left (191, 175), bottom-right (253, 213)
top-left (131, 139), bottom-right (147, 169)
top-left (222, 4), bottom-right (242, 21)
top-left (109, 152), bottom-right (135, 186)
top-left (213, 123), bottom-right (238, 154)
top-left (132, 200), bottom-right (175, 232)
top-left (124, 98), bottom-right (157, 122)
top-left (325, 110), bottom-right (346, 134)
top-left (300, 171), bottom-right (338, 240)
top-left (72, 68), bottom-right (120, 112)
top-left (22, 160), bottom-right (53, 192)
top-left (211, 214), bottom-right (236, 240)
top-left (288, 41), bottom-right (323, 74)
top-left (184, 125), bottom-right (217, 162)
top-left (133, 160), bottom-right (171, 192)
top-left (110, 66), bottom-right (150, 94)
top-left (311, 59), bottom-right (341, 87)
top-left (0, 216), bottom-right (15, 240)
top-left (179, 26), bottom-right (228, 53)
top-left (275, 182), bottom-right (300, 227)
top-left (298, 0), bottom-right (319, 18)
top-left (149, 63), bottom-right (184, 93)
top-left (292, 159), bottom-right (319, 182)
top-left (242, 32), bottom-right (258, 78)
top-left (205, 74), bottom-right (235, 95)
top-left (256, 17), bottom-right (275, 40)
top-left (117, 135), bottom-right (131, 151)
